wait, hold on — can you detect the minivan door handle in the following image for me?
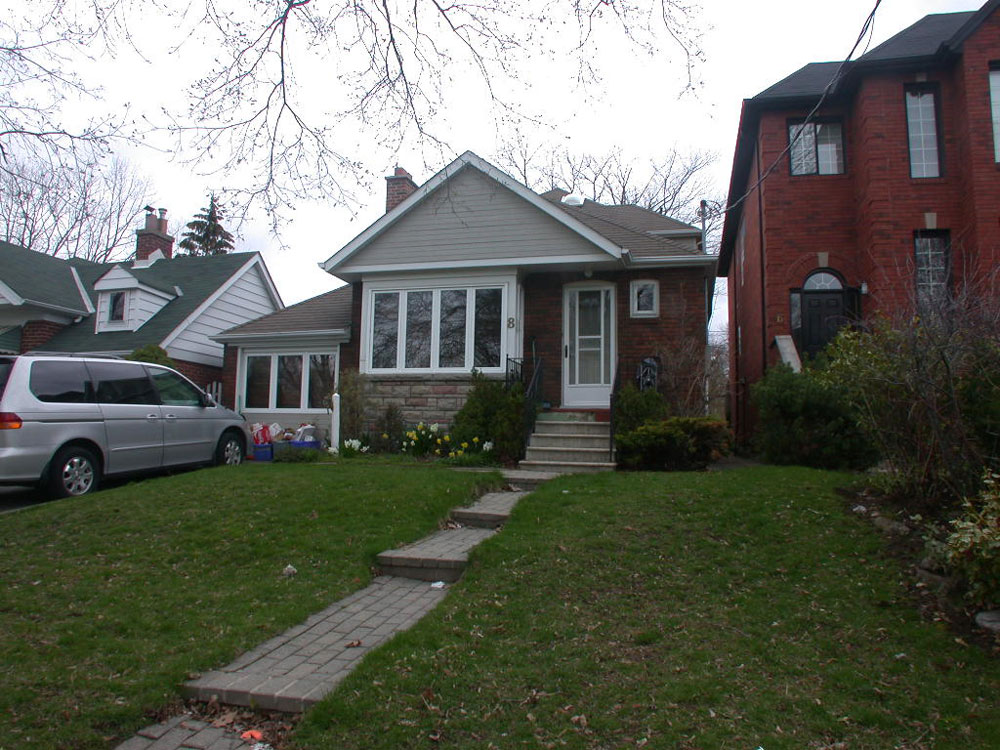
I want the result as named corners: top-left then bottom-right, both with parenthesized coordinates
top-left (163, 414), bottom-right (177, 421)
top-left (145, 414), bottom-right (159, 422)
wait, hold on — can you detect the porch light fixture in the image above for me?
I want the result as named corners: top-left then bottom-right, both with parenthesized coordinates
top-left (860, 281), bottom-right (869, 295)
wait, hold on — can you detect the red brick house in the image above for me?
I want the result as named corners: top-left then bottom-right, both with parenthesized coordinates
top-left (718, 0), bottom-right (1000, 442)
top-left (220, 152), bottom-right (715, 438)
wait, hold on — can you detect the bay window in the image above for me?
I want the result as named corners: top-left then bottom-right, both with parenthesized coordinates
top-left (368, 285), bottom-right (506, 372)
top-left (242, 352), bottom-right (338, 410)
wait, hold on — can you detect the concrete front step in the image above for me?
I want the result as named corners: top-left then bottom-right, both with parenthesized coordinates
top-left (533, 420), bottom-right (610, 436)
top-left (183, 576), bottom-right (449, 712)
top-left (518, 459), bottom-right (617, 473)
top-left (524, 445), bottom-right (612, 463)
top-left (376, 527), bottom-right (496, 582)
top-left (528, 433), bottom-right (610, 449)
top-left (451, 491), bottom-right (525, 528)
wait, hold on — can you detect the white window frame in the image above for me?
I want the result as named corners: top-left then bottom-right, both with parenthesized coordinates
top-left (905, 86), bottom-right (941, 178)
top-left (629, 279), bottom-right (659, 318)
top-left (240, 349), bottom-right (340, 412)
top-left (361, 274), bottom-right (514, 375)
top-left (97, 290), bottom-right (133, 332)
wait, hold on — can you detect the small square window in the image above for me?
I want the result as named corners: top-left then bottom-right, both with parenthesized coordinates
top-left (630, 280), bottom-right (659, 318)
top-left (788, 120), bottom-right (845, 175)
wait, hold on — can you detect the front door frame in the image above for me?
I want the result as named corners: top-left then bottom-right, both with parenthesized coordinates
top-left (561, 281), bottom-right (616, 408)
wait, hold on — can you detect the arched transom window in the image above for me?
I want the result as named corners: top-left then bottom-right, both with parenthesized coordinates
top-left (803, 271), bottom-right (843, 291)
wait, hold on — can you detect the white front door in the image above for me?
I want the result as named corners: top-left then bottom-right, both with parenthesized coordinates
top-left (562, 283), bottom-right (615, 407)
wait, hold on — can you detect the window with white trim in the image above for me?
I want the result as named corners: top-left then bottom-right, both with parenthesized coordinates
top-left (788, 120), bottom-right (845, 175)
top-left (242, 352), bottom-right (338, 410)
top-left (368, 286), bottom-right (504, 372)
top-left (629, 280), bottom-right (659, 318)
top-left (990, 66), bottom-right (1000, 163)
top-left (906, 85), bottom-right (941, 178)
top-left (97, 290), bottom-right (132, 332)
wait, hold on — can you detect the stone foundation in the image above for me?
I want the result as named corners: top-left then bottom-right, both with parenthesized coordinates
top-left (362, 374), bottom-right (480, 431)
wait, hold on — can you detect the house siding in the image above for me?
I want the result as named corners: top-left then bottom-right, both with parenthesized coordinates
top-left (169, 264), bottom-right (279, 367)
top-left (341, 167), bottom-right (611, 270)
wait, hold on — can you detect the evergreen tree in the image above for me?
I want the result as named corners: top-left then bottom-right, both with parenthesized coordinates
top-left (178, 195), bottom-right (235, 255)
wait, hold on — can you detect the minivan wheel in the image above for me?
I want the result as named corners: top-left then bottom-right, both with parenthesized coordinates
top-left (48, 446), bottom-right (100, 498)
top-left (215, 432), bottom-right (244, 466)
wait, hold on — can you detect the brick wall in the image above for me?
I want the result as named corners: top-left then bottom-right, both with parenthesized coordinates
top-left (20, 321), bottom-right (65, 352)
top-left (220, 344), bottom-right (239, 409)
top-left (173, 359), bottom-right (225, 396)
top-left (523, 268), bottom-right (708, 409)
top-left (728, 10), bottom-right (1000, 442)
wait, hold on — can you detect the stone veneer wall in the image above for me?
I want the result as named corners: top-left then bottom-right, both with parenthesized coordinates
top-left (361, 374), bottom-right (480, 432)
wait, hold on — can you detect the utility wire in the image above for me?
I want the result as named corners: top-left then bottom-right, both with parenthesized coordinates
top-left (721, 0), bottom-right (883, 220)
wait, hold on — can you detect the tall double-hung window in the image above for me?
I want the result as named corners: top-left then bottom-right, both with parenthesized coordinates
top-left (990, 65), bottom-right (1000, 163)
top-left (788, 120), bottom-right (845, 175)
top-left (905, 85), bottom-right (941, 178)
top-left (369, 286), bottom-right (504, 372)
top-left (914, 230), bottom-right (950, 308)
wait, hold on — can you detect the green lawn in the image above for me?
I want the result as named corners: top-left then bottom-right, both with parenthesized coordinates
top-left (292, 466), bottom-right (1000, 749)
top-left (0, 459), bottom-right (501, 749)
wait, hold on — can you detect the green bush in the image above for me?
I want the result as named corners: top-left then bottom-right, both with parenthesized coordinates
top-left (451, 372), bottom-right (525, 463)
top-left (127, 344), bottom-right (176, 368)
top-left (943, 471), bottom-right (1000, 608)
top-left (751, 363), bottom-right (876, 470)
top-left (372, 405), bottom-right (404, 453)
top-left (612, 382), bottom-right (669, 436)
top-left (337, 369), bottom-right (368, 440)
top-left (616, 417), bottom-right (731, 471)
top-left (272, 447), bottom-right (324, 463)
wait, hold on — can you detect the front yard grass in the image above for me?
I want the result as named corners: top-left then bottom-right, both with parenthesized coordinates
top-left (292, 466), bottom-right (1000, 749)
top-left (0, 459), bottom-right (500, 749)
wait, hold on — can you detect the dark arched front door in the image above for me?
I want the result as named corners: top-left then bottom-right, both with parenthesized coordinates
top-left (791, 270), bottom-right (858, 359)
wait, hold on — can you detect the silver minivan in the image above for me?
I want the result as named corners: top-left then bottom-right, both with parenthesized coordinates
top-left (0, 355), bottom-right (250, 497)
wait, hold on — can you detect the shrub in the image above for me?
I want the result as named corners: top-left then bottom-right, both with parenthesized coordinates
top-left (337, 369), bottom-right (368, 440)
top-left (372, 405), bottom-right (404, 453)
top-left (942, 471), bottom-right (1000, 608)
top-left (127, 344), bottom-right (176, 368)
top-left (751, 363), bottom-right (876, 470)
top-left (451, 372), bottom-right (525, 463)
top-left (616, 417), bottom-right (731, 471)
top-left (272, 447), bottom-right (324, 463)
top-left (612, 382), bottom-right (669, 436)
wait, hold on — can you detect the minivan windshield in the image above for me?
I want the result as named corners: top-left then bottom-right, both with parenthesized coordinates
top-left (0, 357), bottom-right (12, 398)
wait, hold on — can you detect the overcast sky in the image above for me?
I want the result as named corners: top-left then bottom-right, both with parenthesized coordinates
top-left (73, 0), bottom-right (983, 315)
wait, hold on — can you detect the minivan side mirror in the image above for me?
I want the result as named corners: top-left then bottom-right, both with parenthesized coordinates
top-left (201, 392), bottom-right (217, 408)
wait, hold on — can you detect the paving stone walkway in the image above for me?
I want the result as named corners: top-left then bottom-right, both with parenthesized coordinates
top-left (114, 469), bottom-right (551, 750)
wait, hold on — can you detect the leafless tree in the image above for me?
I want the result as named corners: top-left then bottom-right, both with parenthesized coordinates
top-left (0, 152), bottom-right (150, 262)
top-left (2, 1), bottom-right (704, 236)
top-left (495, 138), bottom-right (724, 251)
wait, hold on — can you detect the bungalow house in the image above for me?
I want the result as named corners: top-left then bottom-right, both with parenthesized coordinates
top-left (0, 208), bottom-right (283, 401)
top-left (218, 151), bottom-right (715, 456)
top-left (718, 0), bottom-right (1000, 442)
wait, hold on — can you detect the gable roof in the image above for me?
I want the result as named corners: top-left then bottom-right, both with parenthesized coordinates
top-left (0, 241), bottom-right (93, 315)
top-left (323, 151), bottom-right (709, 277)
top-left (216, 285), bottom-right (353, 341)
top-left (718, 0), bottom-right (1000, 275)
top-left (40, 253), bottom-right (273, 353)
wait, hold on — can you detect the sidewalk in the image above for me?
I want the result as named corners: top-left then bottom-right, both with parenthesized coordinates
top-left (115, 469), bottom-right (554, 750)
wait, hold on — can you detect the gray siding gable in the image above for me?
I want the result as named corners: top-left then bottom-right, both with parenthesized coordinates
top-left (339, 167), bottom-right (611, 272)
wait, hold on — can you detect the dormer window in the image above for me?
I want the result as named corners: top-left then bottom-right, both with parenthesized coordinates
top-left (109, 292), bottom-right (126, 322)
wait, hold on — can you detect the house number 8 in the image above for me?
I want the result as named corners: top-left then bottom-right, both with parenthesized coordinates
top-left (507, 317), bottom-right (515, 329)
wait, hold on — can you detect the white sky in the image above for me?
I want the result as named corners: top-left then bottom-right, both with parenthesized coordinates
top-left (68, 0), bottom-right (983, 317)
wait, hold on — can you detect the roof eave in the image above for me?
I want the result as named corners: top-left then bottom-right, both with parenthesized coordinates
top-left (212, 328), bottom-right (350, 345)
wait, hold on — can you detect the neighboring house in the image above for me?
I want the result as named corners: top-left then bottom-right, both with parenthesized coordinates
top-left (718, 0), bottom-right (1000, 442)
top-left (220, 151), bottom-right (716, 433)
top-left (0, 209), bottom-right (283, 403)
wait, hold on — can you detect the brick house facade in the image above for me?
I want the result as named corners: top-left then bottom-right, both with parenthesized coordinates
top-left (719, 1), bottom-right (1000, 442)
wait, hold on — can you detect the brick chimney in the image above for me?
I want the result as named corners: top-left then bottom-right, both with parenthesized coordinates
top-left (135, 207), bottom-right (174, 261)
top-left (385, 167), bottom-right (418, 213)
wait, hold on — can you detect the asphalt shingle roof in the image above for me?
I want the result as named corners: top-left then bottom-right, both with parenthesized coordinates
top-left (221, 285), bottom-right (353, 337)
top-left (0, 241), bottom-right (91, 313)
top-left (539, 189), bottom-right (700, 258)
top-left (858, 11), bottom-right (975, 62)
top-left (42, 252), bottom-right (255, 353)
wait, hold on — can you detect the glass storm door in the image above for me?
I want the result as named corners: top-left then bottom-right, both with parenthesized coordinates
top-left (562, 285), bottom-right (615, 407)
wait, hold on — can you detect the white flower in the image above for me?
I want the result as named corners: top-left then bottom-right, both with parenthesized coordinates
top-left (482, 441), bottom-right (494, 452)
top-left (430, 423), bottom-right (440, 433)
top-left (344, 438), bottom-right (363, 451)
top-left (360, 445), bottom-right (370, 453)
